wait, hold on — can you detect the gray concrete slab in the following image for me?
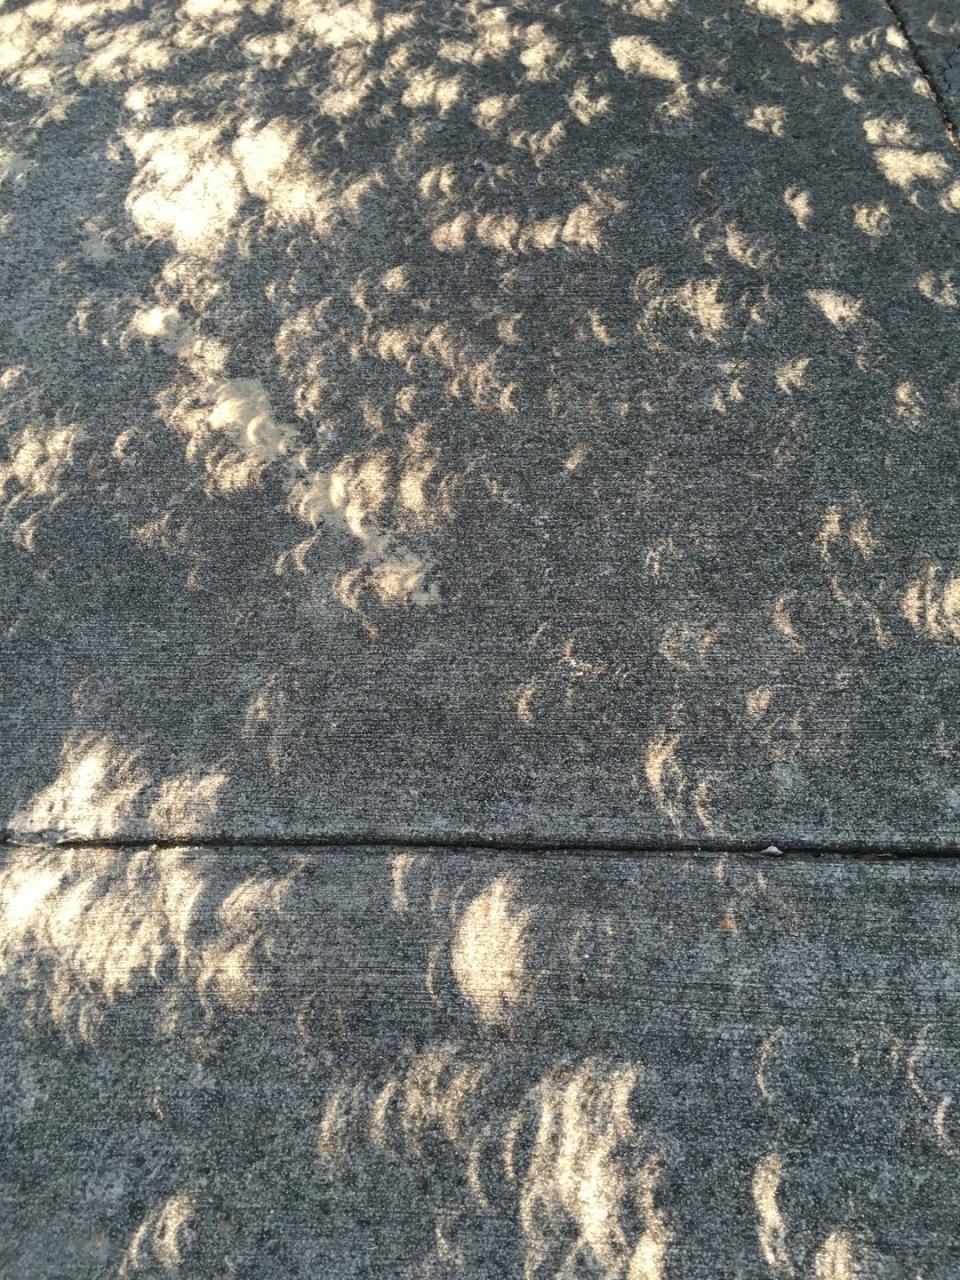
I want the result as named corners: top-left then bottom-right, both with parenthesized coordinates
top-left (2, 843), bottom-right (959, 1277)
top-left (2, 0), bottom-right (960, 848)
top-left (895, 0), bottom-right (960, 118)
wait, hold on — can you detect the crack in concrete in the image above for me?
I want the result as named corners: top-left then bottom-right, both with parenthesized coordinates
top-left (883, 0), bottom-right (960, 146)
top-left (1, 831), bottom-right (955, 860)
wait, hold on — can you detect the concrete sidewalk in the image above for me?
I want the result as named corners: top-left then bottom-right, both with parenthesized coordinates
top-left (2, 0), bottom-right (960, 1275)
top-left (1, 0), bottom-right (959, 850)
top-left (3, 846), bottom-right (960, 1277)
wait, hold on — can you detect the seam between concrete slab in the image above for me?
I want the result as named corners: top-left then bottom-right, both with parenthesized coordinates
top-left (883, 0), bottom-right (960, 144)
top-left (2, 832), bottom-right (958, 860)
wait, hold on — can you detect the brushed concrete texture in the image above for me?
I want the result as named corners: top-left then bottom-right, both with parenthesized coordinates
top-left (2, 844), bottom-right (960, 1278)
top-left (894, 1), bottom-right (960, 111)
top-left (2, 0), bottom-right (960, 848)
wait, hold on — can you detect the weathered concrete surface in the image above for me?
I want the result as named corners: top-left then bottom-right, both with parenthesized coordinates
top-left (2, 0), bottom-right (960, 848)
top-left (2, 845), bottom-right (959, 1277)
top-left (895, 1), bottom-right (960, 113)
top-left (4, 5), bottom-right (960, 1276)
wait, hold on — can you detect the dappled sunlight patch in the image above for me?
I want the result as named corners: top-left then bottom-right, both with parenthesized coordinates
top-left (514, 679), bottom-right (539, 726)
top-left (431, 210), bottom-right (473, 251)
top-left (509, 630), bottom-right (633, 727)
top-left (806, 289), bottom-right (862, 330)
top-left (520, 1059), bottom-right (667, 1280)
top-left (431, 189), bottom-right (622, 257)
top-left (130, 511), bottom-right (190, 550)
top-left (197, 867), bottom-right (298, 1013)
top-left (754, 1154), bottom-right (872, 1279)
top-left (130, 303), bottom-right (197, 358)
top-left (635, 270), bottom-right (731, 346)
top-left (11, 734), bottom-right (147, 840)
top-left (123, 110), bottom-right (380, 262)
top-left (746, 687), bottom-right (775, 721)
top-left (745, 104), bottom-right (787, 136)
top-left (0, 845), bottom-right (298, 1038)
top-left (182, 0), bottom-right (245, 16)
top-left (814, 505), bottom-right (890, 648)
top-left (872, 147), bottom-right (950, 191)
top-left (609, 33), bottom-right (691, 119)
top-left (117, 1189), bottom-right (197, 1277)
top-left (282, 0), bottom-right (382, 50)
top-left (477, 210), bottom-right (521, 252)
top-left (375, 1046), bottom-right (490, 1162)
top-left (813, 1231), bottom-right (865, 1280)
top-left (451, 875), bottom-right (536, 1027)
top-left (787, 35), bottom-right (842, 68)
top-left (317, 1044), bottom-right (491, 1165)
top-left (900, 564), bottom-right (960, 643)
top-left (240, 670), bottom-right (297, 774)
top-left (565, 442), bottom-right (592, 473)
top-left (282, 452), bottom-right (443, 610)
top-left (610, 35), bottom-right (681, 83)
top-left (77, 19), bottom-right (173, 86)
top-left (862, 114), bottom-right (919, 148)
top-left (752, 1153), bottom-right (793, 1277)
top-left (0, 397), bottom-right (81, 551)
top-left (568, 77), bottom-right (611, 125)
top-left (562, 188), bottom-right (625, 252)
top-left (932, 1097), bottom-right (959, 1157)
top-left (629, 1155), bottom-right (672, 1280)
top-left (335, 540), bottom-right (441, 612)
top-left (403, 65), bottom-right (464, 114)
top-left (148, 769), bottom-right (228, 832)
top-left (312, 45), bottom-right (377, 118)
top-left (389, 849), bottom-right (427, 913)
top-left (879, 1023), bottom-right (960, 1157)
top-left (78, 217), bottom-right (118, 262)
top-left (124, 124), bottom-right (242, 256)
top-left (893, 379), bottom-right (925, 424)
top-left (814, 504), bottom-right (875, 560)
top-left (169, 372), bottom-right (298, 494)
top-left (852, 202), bottom-right (890, 237)
top-left (0, 845), bottom-right (205, 1039)
top-left (693, 218), bottom-right (773, 271)
top-left (756, 1026), bottom-right (783, 1101)
top-left (783, 186), bottom-right (812, 229)
top-left (518, 23), bottom-right (568, 84)
top-left (175, 0), bottom-right (251, 48)
top-left (438, 4), bottom-right (518, 67)
top-left (643, 537), bottom-right (681, 581)
top-left (918, 271), bottom-right (958, 307)
top-left (608, 0), bottom-right (678, 17)
top-left (313, 1039), bottom-right (673, 1278)
top-left (130, 300), bottom-right (301, 493)
top-left (745, 0), bottom-right (838, 27)
top-left (642, 729), bottom-right (686, 832)
top-left (8, 734), bottom-right (231, 842)
top-left (197, 378), bottom-right (298, 488)
top-left (232, 117), bottom-right (341, 235)
top-left (473, 91), bottom-right (516, 133)
top-left (0, 0), bottom-right (147, 117)
top-left (771, 592), bottom-right (805, 652)
top-left (776, 356), bottom-right (810, 393)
